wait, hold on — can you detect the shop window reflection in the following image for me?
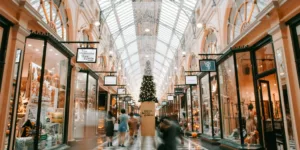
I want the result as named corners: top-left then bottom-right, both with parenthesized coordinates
top-left (211, 72), bottom-right (220, 137)
top-left (14, 39), bottom-right (44, 149)
top-left (236, 52), bottom-right (259, 145)
top-left (255, 43), bottom-right (275, 74)
top-left (218, 56), bottom-right (240, 144)
top-left (74, 72), bottom-right (87, 139)
top-left (201, 75), bottom-right (211, 135)
top-left (38, 43), bottom-right (68, 149)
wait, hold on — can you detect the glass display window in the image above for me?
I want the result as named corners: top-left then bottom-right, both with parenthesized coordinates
top-left (255, 43), bottom-right (276, 74)
top-left (6, 50), bottom-right (22, 149)
top-left (10, 35), bottom-right (73, 150)
top-left (200, 72), bottom-right (221, 138)
top-left (192, 86), bottom-right (201, 132)
top-left (73, 71), bottom-right (98, 139)
top-left (236, 52), bottom-right (259, 145)
top-left (201, 74), bottom-right (211, 135)
top-left (218, 56), bottom-right (240, 144)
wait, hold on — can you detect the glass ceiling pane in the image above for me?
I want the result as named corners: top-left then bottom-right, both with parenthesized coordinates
top-left (156, 41), bottom-right (168, 55)
top-left (121, 51), bottom-right (128, 60)
top-left (164, 61), bottom-right (170, 67)
top-left (167, 50), bottom-right (174, 59)
top-left (154, 61), bottom-right (162, 69)
top-left (127, 42), bottom-right (138, 56)
top-left (115, 36), bottom-right (124, 49)
top-left (130, 54), bottom-right (139, 63)
top-left (123, 25), bottom-right (136, 44)
top-left (155, 53), bottom-right (164, 63)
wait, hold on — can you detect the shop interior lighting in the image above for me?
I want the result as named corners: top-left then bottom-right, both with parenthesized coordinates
top-left (182, 51), bottom-right (186, 55)
top-left (145, 28), bottom-right (150, 32)
top-left (174, 67), bottom-right (177, 70)
top-left (55, 53), bottom-right (58, 55)
top-left (35, 49), bottom-right (39, 51)
top-left (50, 49), bottom-right (53, 51)
top-left (145, 55), bottom-right (149, 58)
top-left (28, 44), bottom-right (32, 47)
top-left (197, 23), bottom-right (203, 28)
top-left (94, 21), bottom-right (101, 26)
top-left (118, 67), bottom-right (121, 70)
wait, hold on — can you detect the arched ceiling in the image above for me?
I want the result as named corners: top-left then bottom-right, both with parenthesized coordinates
top-left (98, 0), bottom-right (198, 99)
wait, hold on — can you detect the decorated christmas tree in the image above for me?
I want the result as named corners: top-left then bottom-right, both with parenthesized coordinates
top-left (139, 61), bottom-right (157, 102)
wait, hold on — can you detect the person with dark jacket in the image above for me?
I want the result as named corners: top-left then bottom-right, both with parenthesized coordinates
top-left (105, 111), bottom-right (115, 147)
top-left (158, 118), bottom-right (179, 150)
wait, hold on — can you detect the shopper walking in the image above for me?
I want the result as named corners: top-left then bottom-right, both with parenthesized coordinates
top-left (128, 112), bottom-right (138, 145)
top-left (157, 117), bottom-right (179, 150)
top-left (118, 109), bottom-right (129, 147)
top-left (105, 111), bottom-right (115, 147)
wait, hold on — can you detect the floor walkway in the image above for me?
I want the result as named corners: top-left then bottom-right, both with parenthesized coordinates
top-left (92, 133), bottom-right (220, 150)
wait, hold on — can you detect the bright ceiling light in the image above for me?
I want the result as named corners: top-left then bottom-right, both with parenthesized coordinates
top-left (145, 55), bottom-right (149, 58)
top-left (94, 21), bottom-right (101, 26)
top-left (174, 67), bottom-right (177, 70)
top-left (50, 49), bottom-right (53, 51)
top-left (145, 28), bottom-right (150, 32)
top-left (197, 23), bottom-right (203, 28)
top-left (35, 49), bottom-right (39, 51)
top-left (118, 67), bottom-right (121, 70)
top-left (182, 51), bottom-right (186, 55)
top-left (28, 44), bottom-right (32, 47)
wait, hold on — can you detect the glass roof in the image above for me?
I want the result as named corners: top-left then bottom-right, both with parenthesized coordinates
top-left (99, 0), bottom-right (198, 97)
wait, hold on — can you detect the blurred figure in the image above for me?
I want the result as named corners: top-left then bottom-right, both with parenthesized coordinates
top-left (118, 109), bottom-right (128, 147)
top-left (157, 117), bottom-right (179, 150)
top-left (105, 111), bottom-right (115, 147)
top-left (128, 112), bottom-right (138, 145)
top-left (171, 114), bottom-right (184, 145)
top-left (134, 113), bottom-right (140, 138)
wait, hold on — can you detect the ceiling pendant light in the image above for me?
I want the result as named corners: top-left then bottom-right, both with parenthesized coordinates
top-left (145, 28), bottom-right (150, 32)
top-left (197, 23), bottom-right (203, 28)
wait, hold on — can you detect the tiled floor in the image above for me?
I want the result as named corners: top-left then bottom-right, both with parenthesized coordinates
top-left (92, 132), bottom-right (221, 150)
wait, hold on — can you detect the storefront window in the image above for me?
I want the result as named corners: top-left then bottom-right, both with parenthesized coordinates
top-left (255, 43), bottom-right (275, 74)
top-left (211, 72), bottom-right (220, 137)
top-left (86, 75), bottom-right (97, 136)
top-left (218, 56), bottom-right (240, 144)
top-left (201, 75), bottom-right (211, 135)
top-left (192, 86), bottom-right (200, 132)
top-left (38, 43), bottom-right (68, 149)
top-left (236, 52), bottom-right (259, 145)
top-left (14, 39), bottom-right (44, 149)
top-left (74, 72), bottom-right (87, 139)
top-left (186, 88), bottom-right (192, 131)
top-left (6, 50), bottom-right (22, 149)
top-left (14, 38), bottom-right (70, 149)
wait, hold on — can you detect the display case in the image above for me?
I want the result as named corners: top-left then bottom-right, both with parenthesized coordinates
top-left (8, 33), bottom-right (73, 150)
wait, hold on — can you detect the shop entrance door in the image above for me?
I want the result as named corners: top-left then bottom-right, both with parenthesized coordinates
top-left (259, 80), bottom-right (277, 150)
top-left (258, 77), bottom-right (286, 150)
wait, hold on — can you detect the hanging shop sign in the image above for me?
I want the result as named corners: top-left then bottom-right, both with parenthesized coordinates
top-left (185, 75), bottom-right (198, 85)
top-left (76, 48), bottom-right (97, 63)
top-left (168, 95), bottom-right (174, 101)
top-left (199, 59), bottom-right (216, 72)
top-left (104, 76), bottom-right (117, 86)
top-left (117, 88), bottom-right (126, 95)
top-left (125, 96), bottom-right (131, 101)
top-left (174, 88), bottom-right (184, 94)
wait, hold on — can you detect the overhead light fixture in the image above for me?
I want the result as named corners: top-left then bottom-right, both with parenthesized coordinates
top-left (174, 67), bottom-right (177, 70)
top-left (28, 44), bottom-right (32, 47)
top-left (35, 49), bottom-right (39, 51)
top-left (145, 28), bottom-right (150, 32)
top-left (197, 23), bottom-right (203, 28)
top-left (55, 53), bottom-right (58, 55)
top-left (118, 67), bottom-right (121, 70)
top-left (94, 21), bottom-right (101, 26)
top-left (182, 51), bottom-right (186, 55)
top-left (109, 50), bottom-right (113, 54)
top-left (145, 55), bottom-right (149, 58)
top-left (50, 49), bottom-right (53, 51)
